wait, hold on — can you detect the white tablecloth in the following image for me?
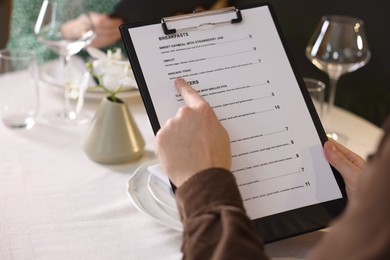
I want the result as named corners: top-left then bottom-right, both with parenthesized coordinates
top-left (0, 80), bottom-right (384, 259)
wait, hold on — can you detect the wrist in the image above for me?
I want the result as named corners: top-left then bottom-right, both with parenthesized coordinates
top-left (175, 168), bottom-right (244, 220)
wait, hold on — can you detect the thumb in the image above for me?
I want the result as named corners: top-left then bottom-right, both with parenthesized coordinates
top-left (324, 141), bottom-right (359, 196)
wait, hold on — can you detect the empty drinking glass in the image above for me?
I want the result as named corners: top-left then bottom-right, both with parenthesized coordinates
top-left (303, 77), bottom-right (325, 119)
top-left (0, 49), bottom-right (39, 129)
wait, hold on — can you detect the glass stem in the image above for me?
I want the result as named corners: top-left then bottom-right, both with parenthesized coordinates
top-left (327, 76), bottom-right (339, 115)
top-left (60, 55), bottom-right (72, 118)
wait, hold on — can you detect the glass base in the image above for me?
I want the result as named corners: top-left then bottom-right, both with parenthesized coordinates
top-left (45, 110), bottom-right (90, 125)
top-left (2, 115), bottom-right (35, 129)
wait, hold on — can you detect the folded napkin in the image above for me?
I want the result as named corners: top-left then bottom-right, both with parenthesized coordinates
top-left (147, 164), bottom-right (171, 187)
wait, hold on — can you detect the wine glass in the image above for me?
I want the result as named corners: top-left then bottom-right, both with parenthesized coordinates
top-left (306, 15), bottom-right (370, 141)
top-left (34, 0), bottom-right (95, 125)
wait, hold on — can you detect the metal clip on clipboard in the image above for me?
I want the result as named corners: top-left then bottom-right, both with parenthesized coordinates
top-left (161, 6), bottom-right (242, 35)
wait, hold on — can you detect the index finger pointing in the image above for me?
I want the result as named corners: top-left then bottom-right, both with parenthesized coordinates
top-left (175, 78), bottom-right (206, 107)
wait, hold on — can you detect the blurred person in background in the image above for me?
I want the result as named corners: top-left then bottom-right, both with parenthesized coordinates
top-left (7, 0), bottom-right (230, 63)
top-left (7, 0), bottom-right (122, 63)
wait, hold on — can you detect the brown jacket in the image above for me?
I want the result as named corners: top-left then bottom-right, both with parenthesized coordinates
top-left (175, 118), bottom-right (390, 260)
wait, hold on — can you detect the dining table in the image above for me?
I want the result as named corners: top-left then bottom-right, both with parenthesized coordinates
top-left (0, 71), bottom-right (384, 260)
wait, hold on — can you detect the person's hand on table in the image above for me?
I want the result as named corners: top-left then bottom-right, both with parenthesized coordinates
top-left (324, 139), bottom-right (366, 198)
top-left (155, 78), bottom-right (231, 187)
top-left (61, 12), bottom-right (123, 48)
top-left (88, 12), bottom-right (123, 48)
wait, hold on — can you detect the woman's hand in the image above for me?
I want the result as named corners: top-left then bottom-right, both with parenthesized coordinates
top-left (88, 12), bottom-right (123, 48)
top-left (61, 12), bottom-right (123, 48)
top-left (324, 140), bottom-right (366, 198)
top-left (155, 78), bottom-right (231, 187)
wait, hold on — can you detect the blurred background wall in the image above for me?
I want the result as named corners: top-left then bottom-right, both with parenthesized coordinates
top-left (237, 0), bottom-right (390, 127)
top-left (0, 0), bottom-right (11, 49)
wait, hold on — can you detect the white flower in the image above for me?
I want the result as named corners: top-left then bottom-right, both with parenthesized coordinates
top-left (86, 47), bottom-right (137, 92)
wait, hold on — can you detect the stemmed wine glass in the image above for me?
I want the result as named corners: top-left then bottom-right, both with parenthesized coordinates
top-left (34, 0), bottom-right (95, 124)
top-left (306, 15), bottom-right (370, 141)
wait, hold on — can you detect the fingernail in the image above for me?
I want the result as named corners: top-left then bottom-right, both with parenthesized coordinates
top-left (175, 78), bottom-right (186, 85)
top-left (331, 144), bottom-right (337, 152)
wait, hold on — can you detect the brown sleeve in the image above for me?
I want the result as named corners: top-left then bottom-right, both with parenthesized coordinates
top-left (175, 168), bottom-right (269, 260)
top-left (308, 117), bottom-right (390, 259)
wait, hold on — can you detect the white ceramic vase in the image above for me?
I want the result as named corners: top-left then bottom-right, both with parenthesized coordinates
top-left (82, 97), bottom-right (145, 164)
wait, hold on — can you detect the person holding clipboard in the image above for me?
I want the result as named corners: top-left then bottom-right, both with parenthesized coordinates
top-left (155, 78), bottom-right (390, 259)
top-left (119, 3), bottom-right (389, 258)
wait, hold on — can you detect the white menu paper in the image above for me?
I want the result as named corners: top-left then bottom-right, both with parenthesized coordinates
top-left (127, 6), bottom-right (343, 219)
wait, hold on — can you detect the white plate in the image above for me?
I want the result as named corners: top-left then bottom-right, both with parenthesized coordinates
top-left (147, 173), bottom-right (177, 212)
top-left (127, 161), bottom-right (182, 232)
top-left (39, 58), bottom-right (140, 100)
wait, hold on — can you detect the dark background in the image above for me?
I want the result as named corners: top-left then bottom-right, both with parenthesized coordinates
top-left (236, 0), bottom-right (390, 127)
top-left (0, 0), bottom-right (11, 49)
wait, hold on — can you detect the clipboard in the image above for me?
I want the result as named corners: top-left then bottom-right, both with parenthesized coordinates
top-left (120, 3), bottom-right (347, 243)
